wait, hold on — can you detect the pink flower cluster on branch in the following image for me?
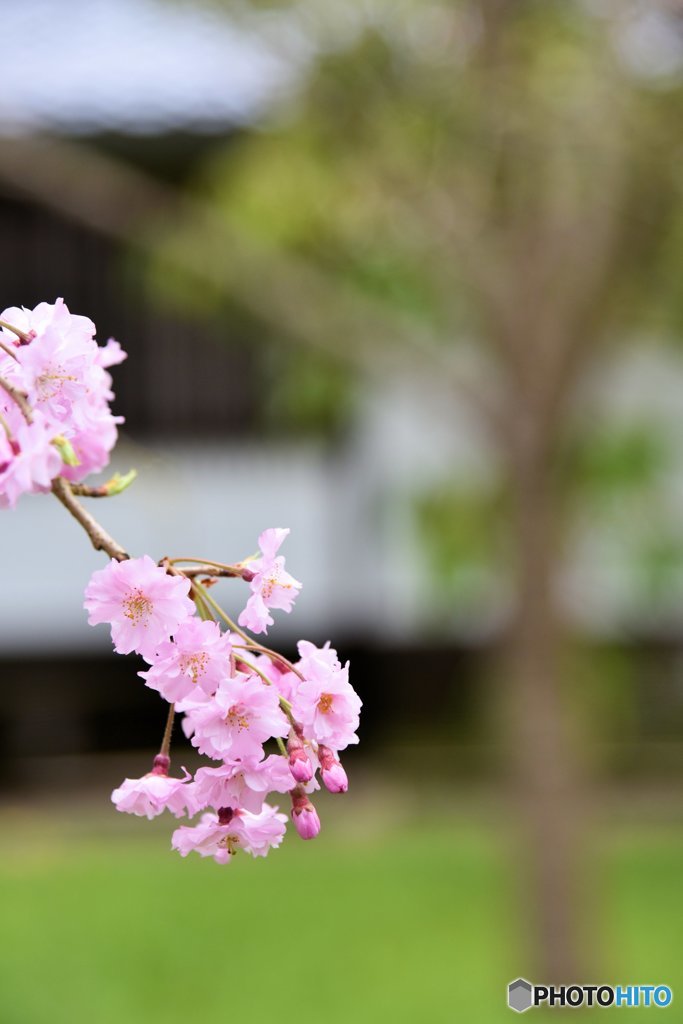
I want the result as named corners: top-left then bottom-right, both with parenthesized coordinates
top-left (85, 552), bottom-right (361, 863)
top-left (0, 298), bottom-right (125, 507)
top-left (0, 298), bottom-right (362, 866)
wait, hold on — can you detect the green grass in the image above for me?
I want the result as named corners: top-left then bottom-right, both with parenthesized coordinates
top-left (0, 804), bottom-right (680, 1023)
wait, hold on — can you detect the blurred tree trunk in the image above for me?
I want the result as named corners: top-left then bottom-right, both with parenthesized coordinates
top-left (504, 394), bottom-right (584, 982)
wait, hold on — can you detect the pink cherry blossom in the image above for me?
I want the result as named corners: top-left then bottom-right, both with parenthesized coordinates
top-left (189, 755), bottom-right (294, 814)
top-left (291, 642), bottom-right (361, 750)
top-left (60, 405), bottom-right (123, 483)
top-left (97, 338), bottom-right (127, 369)
top-left (84, 556), bottom-right (194, 658)
top-left (0, 299), bottom-right (126, 486)
top-left (112, 767), bottom-right (192, 820)
top-left (1, 298), bottom-right (95, 351)
top-left (290, 787), bottom-right (321, 840)
top-left (140, 618), bottom-right (232, 703)
top-left (15, 322), bottom-right (92, 421)
top-left (318, 745), bottom-right (348, 793)
top-left (238, 527), bottom-right (301, 635)
top-left (287, 730), bottom-right (314, 784)
top-left (296, 639), bottom-right (342, 677)
top-left (0, 411), bottom-right (63, 509)
top-left (172, 805), bottom-right (287, 863)
top-left (184, 671), bottom-right (289, 761)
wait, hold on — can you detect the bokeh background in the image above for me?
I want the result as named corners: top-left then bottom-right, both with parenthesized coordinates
top-left (2, 0), bottom-right (683, 1020)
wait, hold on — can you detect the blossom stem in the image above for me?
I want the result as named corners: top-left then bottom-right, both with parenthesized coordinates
top-left (0, 375), bottom-right (33, 423)
top-left (236, 656), bottom-right (274, 688)
top-left (159, 703), bottom-right (176, 758)
top-left (0, 411), bottom-right (12, 439)
top-left (279, 697), bottom-right (296, 727)
top-left (192, 591), bottom-right (214, 621)
top-left (233, 642), bottom-right (304, 681)
top-left (70, 470), bottom-right (137, 498)
top-left (275, 737), bottom-right (288, 757)
top-left (0, 319), bottom-right (30, 343)
top-left (0, 338), bottom-right (18, 362)
top-left (51, 476), bottom-right (129, 561)
top-left (168, 557), bottom-right (245, 578)
top-left (190, 579), bottom-right (251, 640)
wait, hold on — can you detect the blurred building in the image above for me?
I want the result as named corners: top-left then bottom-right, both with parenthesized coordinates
top-left (2, 0), bottom-right (683, 785)
top-left (0, 0), bottom-right (483, 780)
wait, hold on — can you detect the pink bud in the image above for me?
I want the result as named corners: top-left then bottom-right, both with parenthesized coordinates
top-left (289, 747), bottom-right (314, 784)
top-left (322, 761), bottom-right (348, 793)
top-left (151, 753), bottom-right (170, 776)
top-left (287, 730), bottom-right (314, 783)
top-left (318, 745), bottom-right (348, 794)
top-left (293, 804), bottom-right (321, 840)
top-left (290, 786), bottom-right (321, 840)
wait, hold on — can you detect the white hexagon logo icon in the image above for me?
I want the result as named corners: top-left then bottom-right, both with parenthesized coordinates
top-left (508, 978), bottom-right (533, 1013)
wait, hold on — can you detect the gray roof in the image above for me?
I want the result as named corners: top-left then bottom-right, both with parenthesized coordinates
top-left (0, 0), bottom-right (297, 135)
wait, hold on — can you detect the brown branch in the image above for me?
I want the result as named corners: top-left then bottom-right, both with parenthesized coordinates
top-left (0, 318), bottom-right (30, 343)
top-left (51, 476), bottom-right (128, 561)
top-left (69, 483), bottom-right (113, 498)
top-left (159, 704), bottom-right (176, 759)
top-left (173, 564), bottom-right (243, 579)
top-left (0, 338), bottom-right (19, 362)
top-left (0, 375), bottom-right (33, 423)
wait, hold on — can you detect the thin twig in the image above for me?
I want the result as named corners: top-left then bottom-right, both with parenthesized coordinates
top-left (0, 338), bottom-right (18, 362)
top-left (159, 704), bottom-right (176, 759)
top-left (51, 476), bottom-right (128, 561)
top-left (0, 375), bottom-right (32, 423)
top-left (233, 642), bottom-right (304, 680)
top-left (0, 318), bottom-right (30, 343)
top-left (174, 564), bottom-right (243, 579)
top-left (69, 482), bottom-right (113, 498)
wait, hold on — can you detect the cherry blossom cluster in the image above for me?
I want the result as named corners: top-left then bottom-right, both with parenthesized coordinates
top-left (0, 298), bottom-right (125, 507)
top-left (86, 538), bottom-right (361, 864)
top-left (0, 298), bottom-right (361, 867)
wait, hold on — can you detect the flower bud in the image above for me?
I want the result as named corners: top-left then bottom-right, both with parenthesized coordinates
top-left (152, 753), bottom-right (170, 776)
top-left (290, 786), bottom-right (321, 840)
top-left (318, 745), bottom-right (348, 793)
top-left (287, 731), bottom-right (314, 783)
top-left (104, 468), bottom-right (137, 496)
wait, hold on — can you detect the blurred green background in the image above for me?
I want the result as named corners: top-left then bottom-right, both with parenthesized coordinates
top-left (3, 0), bottom-right (683, 1019)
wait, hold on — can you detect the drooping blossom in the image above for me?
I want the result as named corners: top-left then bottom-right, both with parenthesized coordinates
top-left (1, 297), bottom-right (95, 350)
top-left (60, 404), bottom-right (123, 483)
top-left (0, 298), bottom-right (126, 493)
top-left (140, 618), bottom-right (232, 703)
top-left (172, 805), bottom-right (288, 863)
top-left (60, 333), bottom-right (127, 482)
top-left (238, 527), bottom-right (301, 635)
top-left (0, 294), bottom-right (362, 868)
top-left (318, 745), bottom-right (349, 793)
top-left (84, 555), bottom-right (194, 658)
top-left (112, 766), bottom-right (192, 820)
top-left (16, 321), bottom-right (93, 421)
top-left (189, 755), bottom-right (294, 814)
top-left (184, 671), bottom-right (289, 761)
top-left (0, 411), bottom-right (62, 509)
top-left (291, 641), bottom-right (361, 750)
top-left (290, 786), bottom-right (321, 840)
top-left (287, 729), bottom-right (314, 784)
